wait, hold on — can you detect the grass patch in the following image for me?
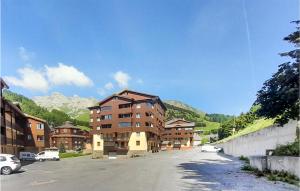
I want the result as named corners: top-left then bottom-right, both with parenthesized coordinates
top-left (267, 170), bottom-right (300, 186)
top-left (241, 165), bottom-right (300, 186)
top-left (77, 125), bottom-right (92, 131)
top-left (239, 155), bottom-right (250, 164)
top-left (272, 140), bottom-right (300, 156)
top-left (216, 118), bottom-right (275, 144)
top-left (59, 152), bottom-right (91, 158)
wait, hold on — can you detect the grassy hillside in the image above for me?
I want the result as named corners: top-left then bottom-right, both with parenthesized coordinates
top-left (164, 102), bottom-right (222, 133)
top-left (216, 118), bottom-right (275, 143)
top-left (3, 90), bottom-right (91, 129)
top-left (164, 100), bottom-right (206, 116)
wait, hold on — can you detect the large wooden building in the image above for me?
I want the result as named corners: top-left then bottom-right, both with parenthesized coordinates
top-left (1, 78), bottom-right (51, 155)
top-left (24, 114), bottom-right (51, 152)
top-left (161, 119), bottom-right (195, 150)
top-left (1, 79), bottom-right (27, 155)
top-left (89, 90), bottom-right (166, 158)
top-left (50, 121), bottom-right (88, 151)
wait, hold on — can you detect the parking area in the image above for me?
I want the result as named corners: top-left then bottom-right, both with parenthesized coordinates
top-left (1, 148), bottom-right (298, 191)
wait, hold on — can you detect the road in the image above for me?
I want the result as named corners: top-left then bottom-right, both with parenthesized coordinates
top-left (1, 148), bottom-right (298, 191)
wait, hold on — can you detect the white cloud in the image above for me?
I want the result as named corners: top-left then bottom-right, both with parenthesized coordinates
top-left (137, 79), bottom-right (144, 84)
top-left (97, 88), bottom-right (106, 96)
top-left (113, 71), bottom-right (131, 88)
top-left (45, 63), bottom-right (93, 87)
top-left (18, 46), bottom-right (35, 62)
top-left (4, 67), bottom-right (48, 92)
top-left (104, 82), bottom-right (114, 90)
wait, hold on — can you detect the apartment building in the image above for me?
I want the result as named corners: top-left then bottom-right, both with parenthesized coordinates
top-left (89, 90), bottom-right (166, 158)
top-left (50, 121), bottom-right (88, 151)
top-left (24, 114), bottom-right (50, 152)
top-left (1, 78), bottom-right (27, 155)
top-left (161, 119), bottom-right (195, 150)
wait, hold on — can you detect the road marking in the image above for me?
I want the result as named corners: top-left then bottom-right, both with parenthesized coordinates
top-left (30, 180), bottom-right (57, 186)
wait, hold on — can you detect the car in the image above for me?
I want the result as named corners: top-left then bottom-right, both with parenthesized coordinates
top-left (0, 154), bottom-right (22, 175)
top-left (201, 145), bottom-right (222, 152)
top-left (19, 152), bottom-right (36, 161)
top-left (35, 150), bottom-right (60, 161)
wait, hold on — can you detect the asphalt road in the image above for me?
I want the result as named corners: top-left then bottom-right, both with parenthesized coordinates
top-left (1, 148), bottom-right (298, 191)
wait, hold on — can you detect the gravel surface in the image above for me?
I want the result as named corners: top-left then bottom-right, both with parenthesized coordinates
top-left (1, 148), bottom-right (298, 191)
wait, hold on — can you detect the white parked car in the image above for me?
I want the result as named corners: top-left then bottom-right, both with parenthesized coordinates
top-left (0, 154), bottom-right (21, 175)
top-left (19, 152), bottom-right (36, 161)
top-left (201, 145), bottom-right (222, 152)
top-left (35, 150), bottom-right (60, 161)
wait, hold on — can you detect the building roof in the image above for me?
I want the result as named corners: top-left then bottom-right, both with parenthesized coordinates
top-left (90, 89), bottom-right (167, 111)
top-left (165, 118), bottom-right (195, 128)
top-left (25, 113), bottom-right (47, 123)
top-left (0, 78), bottom-right (9, 89)
top-left (3, 99), bottom-right (26, 117)
top-left (54, 121), bottom-right (81, 130)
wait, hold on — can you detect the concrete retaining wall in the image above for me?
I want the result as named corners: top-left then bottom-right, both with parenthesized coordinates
top-left (217, 120), bottom-right (298, 157)
top-left (249, 156), bottom-right (300, 178)
top-left (267, 156), bottom-right (300, 178)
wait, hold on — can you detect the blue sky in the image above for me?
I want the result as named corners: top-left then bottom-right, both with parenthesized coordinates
top-left (1, 0), bottom-right (298, 115)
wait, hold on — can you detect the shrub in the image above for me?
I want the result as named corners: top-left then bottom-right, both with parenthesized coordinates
top-left (241, 165), bottom-right (254, 171)
top-left (272, 140), bottom-right (300, 156)
top-left (239, 155), bottom-right (250, 164)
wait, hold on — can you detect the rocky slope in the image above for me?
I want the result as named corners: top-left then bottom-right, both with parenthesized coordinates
top-left (33, 92), bottom-right (98, 119)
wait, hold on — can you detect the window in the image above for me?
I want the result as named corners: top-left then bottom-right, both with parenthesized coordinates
top-left (27, 135), bottom-right (32, 140)
top-left (96, 109), bottom-right (100, 113)
top-left (56, 129), bottom-right (59, 133)
top-left (136, 141), bottom-right (140, 146)
top-left (97, 142), bottom-right (101, 146)
top-left (36, 123), bottom-right (44, 130)
top-left (147, 102), bottom-right (154, 108)
top-left (65, 141), bottom-right (68, 144)
top-left (37, 135), bottom-right (44, 141)
top-left (145, 122), bottom-right (153, 127)
top-left (73, 130), bottom-right (77, 133)
top-left (97, 117), bottom-right (100, 122)
top-left (118, 122), bottom-right (131, 127)
top-left (96, 126), bottom-right (101, 130)
top-left (100, 114), bottom-right (112, 120)
top-left (75, 141), bottom-right (77, 144)
top-left (90, 110), bottom-right (93, 114)
top-left (119, 104), bottom-right (131, 109)
top-left (100, 106), bottom-right (112, 111)
top-left (101, 124), bottom-right (112, 129)
top-left (0, 156), bottom-right (6, 161)
top-left (64, 129), bottom-right (67, 133)
top-left (53, 140), bottom-right (56, 143)
top-left (136, 122), bottom-right (141, 127)
top-left (136, 104), bottom-right (141, 109)
top-left (136, 113), bottom-right (141, 118)
top-left (90, 118), bottom-right (93, 122)
top-left (28, 122), bottom-right (31, 128)
top-left (119, 113), bottom-right (132, 118)
top-left (136, 132), bottom-right (140, 137)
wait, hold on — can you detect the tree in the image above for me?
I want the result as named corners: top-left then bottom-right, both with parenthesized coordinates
top-left (255, 21), bottom-right (300, 125)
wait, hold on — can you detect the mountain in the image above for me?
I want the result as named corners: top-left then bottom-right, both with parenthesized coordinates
top-left (164, 100), bottom-right (205, 116)
top-left (3, 90), bottom-right (89, 128)
top-left (33, 92), bottom-right (98, 121)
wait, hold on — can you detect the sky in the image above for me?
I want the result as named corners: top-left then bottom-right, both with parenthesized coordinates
top-left (1, 0), bottom-right (298, 115)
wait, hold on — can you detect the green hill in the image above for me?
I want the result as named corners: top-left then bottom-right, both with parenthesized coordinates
top-left (216, 118), bottom-right (275, 143)
top-left (164, 100), bottom-right (205, 116)
top-left (3, 90), bottom-right (90, 129)
top-left (164, 102), bottom-right (222, 133)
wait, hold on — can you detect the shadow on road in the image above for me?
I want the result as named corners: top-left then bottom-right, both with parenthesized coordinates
top-left (177, 153), bottom-right (240, 191)
top-left (21, 160), bottom-right (36, 167)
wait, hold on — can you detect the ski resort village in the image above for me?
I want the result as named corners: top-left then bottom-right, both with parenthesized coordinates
top-left (1, 0), bottom-right (299, 191)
